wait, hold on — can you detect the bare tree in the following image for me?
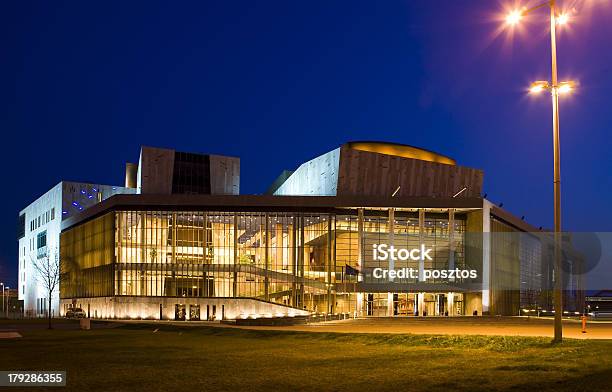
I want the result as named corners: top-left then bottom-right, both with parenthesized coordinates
top-left (31, 248), bottom-right (60, 329)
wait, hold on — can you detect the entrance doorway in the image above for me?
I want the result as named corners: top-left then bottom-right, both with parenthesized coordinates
top-left (190, 305), bottom-right (200, 321)
top-left (362, 292), bottom-right (464, 316)
top-left (393, 293), bottom-right (417, 316)
top-left (174, 304), bottom-right (186, 321)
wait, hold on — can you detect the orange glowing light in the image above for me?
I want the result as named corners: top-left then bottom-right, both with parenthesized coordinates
top-left (557, 13), bottom-right (569, 25)
top-left (529, 81), bottom-right (550, 94)
top-left (506, 10), bottom-right (522, 25)
top-left (558, 84), bottom-right (572, 94)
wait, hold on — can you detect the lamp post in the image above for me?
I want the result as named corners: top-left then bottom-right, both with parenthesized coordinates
top-left (4, 287), bottom-right (8, 319)
top-left (1, 283), bottom-right (4, 316)
top-left (505, 0), bottom-right (577, 342)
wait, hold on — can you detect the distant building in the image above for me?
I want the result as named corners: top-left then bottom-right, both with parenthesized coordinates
top-left (586, 290), bottom-right (612, 318)
top-left (1, 288), bottom-right (22, 319)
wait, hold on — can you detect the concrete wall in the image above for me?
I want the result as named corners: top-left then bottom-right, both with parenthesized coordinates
top-left (18, 183), bottom-right (62, 318)
top-left (337, 145), bottom-right (483, 198)
top-left (125, 162), bottom-right (138, 188)
top-left (464, 292), bottom-right (483, 316)
top-left (210, 154), bottom-right (240, 195)
top-left (137, 147), bottom-right (240, 195)
top-left (273, 144), bottom-right (482, 198)
top-left (273, 148), bottom-right (340, 196)
top-left (137, 146), bottom-right (175, 194)
top-left (19, 182), bottom-right (134, 317)
top-left (60, 297), bottom-right (309, 320)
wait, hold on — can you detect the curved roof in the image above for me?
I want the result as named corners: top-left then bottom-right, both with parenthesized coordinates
top-left (345, 141), bottom-right (456, 165)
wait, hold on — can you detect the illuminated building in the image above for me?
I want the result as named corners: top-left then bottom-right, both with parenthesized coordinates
top-left (17, 182), bottom-right (136, 317)
top-left (17, 146), bottom-right (238, 318)
top-left (21, 142), bottom-right (584, 320)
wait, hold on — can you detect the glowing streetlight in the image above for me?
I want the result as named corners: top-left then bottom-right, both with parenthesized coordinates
top-left (529, 80), bottom-right (576, 95)
top-left (501, 0), bottom-right (579, 343)
top-left (506, 10), bottom-right (523, 25)
top-left (529, 81), bottom-right (550, 94)
top-left (558, 81), bottom-right (576, 94)
top-left (557, 13), bottom-right (569, 25)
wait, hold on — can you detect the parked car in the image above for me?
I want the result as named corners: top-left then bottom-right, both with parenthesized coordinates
top-left (65, 307), bottom-right (86, 318)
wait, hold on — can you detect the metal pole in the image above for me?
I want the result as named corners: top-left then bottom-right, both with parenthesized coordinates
top-left (550, 0), bottom-right (563, 342)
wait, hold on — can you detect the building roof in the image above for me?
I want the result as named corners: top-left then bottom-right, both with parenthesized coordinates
top-left (60, 193), bottom-right (543, 233)
top-left (61, 193), bottom-right (482, 230)
top-left (345, 141), bottom-right (456, 165)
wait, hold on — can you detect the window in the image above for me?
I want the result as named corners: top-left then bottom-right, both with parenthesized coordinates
top-left (172, 152), bottom-right (211, 194)
top-left (37, 230), bottom-right (47, 249)
top-left (51, 208), bottom-right (55, 220)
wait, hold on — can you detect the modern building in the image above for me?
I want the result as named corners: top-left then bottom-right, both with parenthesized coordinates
top-left (18, 146), bottom-right (239, 318)
top-left (135, 146), bottom-right (239, 196)
top-left (54, 142), bottom-right (583, 320)
top-left (18, 181), bottom-right (137, 317)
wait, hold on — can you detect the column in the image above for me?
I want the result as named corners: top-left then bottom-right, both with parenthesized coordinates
top-left (327, 215), bottom-right (332, 314)
top-left (387, 208), bottom-right (396, 316)
top-left (299, 215), bottom-right (305, 309)
top-left (448, 208), bottom-right (455, 282)
top-left (357, 208), bottom-right (364, 281)
top-left (388, 208), bottom-right (395, 282)
top-left (418, 209), bottom-right (425, 282)
top-left (290, 217), bottom-right (296, 307)
top-left (233, 214), bottom-right (238, 297)
top-left (482, 200), bottom-right (492, 314)
top-left (332, 215), bottom-right (337, 315)
top-left (203, 213), bottom-right (209, 297)
top-left (264, 214), bottom-right (269, 301)
top-left (357, 209), bottom-right (365, 316)
top-left (171, 212), bottom-right (177, 297)
top-left (417, 292), bottom-right (425, 316)
top-left (447, 292), bottom-right (455, 316)
top-left (275, 223), bottom-right (283, 270)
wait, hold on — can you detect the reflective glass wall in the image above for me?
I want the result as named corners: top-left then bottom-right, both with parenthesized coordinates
top-left (61, 208), bottom-right (469, 314)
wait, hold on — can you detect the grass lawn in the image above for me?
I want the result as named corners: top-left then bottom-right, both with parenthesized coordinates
top-left (1, 321), bottom-right (611, 391)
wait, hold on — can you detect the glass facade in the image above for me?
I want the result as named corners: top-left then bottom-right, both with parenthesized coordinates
top-left (61, 208), bottom-right (476, 316)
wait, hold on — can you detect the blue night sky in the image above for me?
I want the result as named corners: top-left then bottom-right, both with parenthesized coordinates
top-left (1, 1), bottom-right (611, 286)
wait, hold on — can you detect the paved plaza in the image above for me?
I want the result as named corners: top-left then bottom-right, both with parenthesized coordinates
top-left (227, 316), bottom-right (612, 339)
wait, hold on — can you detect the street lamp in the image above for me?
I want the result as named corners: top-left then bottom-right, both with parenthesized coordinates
top-left (503, 0), bottom-right (577, 343)
top-left (0, 283), bottom-right (4, 316)
top-left (4, 287), bottom-right (8, 319)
